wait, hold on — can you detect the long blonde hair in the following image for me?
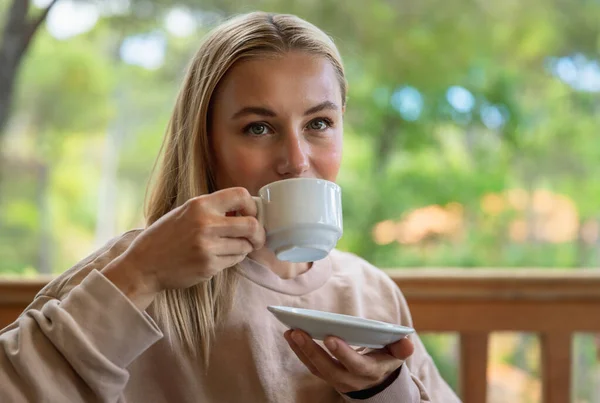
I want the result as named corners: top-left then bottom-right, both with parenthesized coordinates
top-left (144, 11), bottom-right (347, 365)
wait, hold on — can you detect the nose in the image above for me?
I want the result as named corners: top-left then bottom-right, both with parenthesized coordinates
top-left (276, 131), bottom-right (310, 177)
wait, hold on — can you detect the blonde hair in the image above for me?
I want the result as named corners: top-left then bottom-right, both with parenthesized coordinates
top-left (144, 11), bottom-right (347, 366)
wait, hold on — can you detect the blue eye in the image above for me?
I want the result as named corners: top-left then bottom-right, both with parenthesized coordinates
top-left (244, 123), bottom-right (270, 136)
top-left (308, 118), bottom-right (333, 131)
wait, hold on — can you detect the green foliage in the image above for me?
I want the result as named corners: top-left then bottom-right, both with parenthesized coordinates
top-left (4, 0), bottom-right (598, 272)
top-left (17, 33), bottom-right (114, 135)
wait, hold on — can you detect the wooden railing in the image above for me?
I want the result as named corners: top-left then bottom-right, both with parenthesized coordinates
top-left (2, 269), bottom-right (600, 403)
top-left (0, 276), bottom-right (52, 330)
top-left (388, 269), bottom-right (600, 403)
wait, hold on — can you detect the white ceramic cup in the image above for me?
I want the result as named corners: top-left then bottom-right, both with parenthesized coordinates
top-left (252, 178), bottom-right (343, 263)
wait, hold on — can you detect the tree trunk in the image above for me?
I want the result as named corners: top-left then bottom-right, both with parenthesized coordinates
top-left (0, 0), bottom-right (58, 135)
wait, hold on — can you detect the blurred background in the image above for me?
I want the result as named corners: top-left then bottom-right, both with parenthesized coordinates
top-left (1, 0), bottom-right (599, 401)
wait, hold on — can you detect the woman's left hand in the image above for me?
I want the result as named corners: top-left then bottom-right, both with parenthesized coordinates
top-left (284, 329), bottom-right (415, 394)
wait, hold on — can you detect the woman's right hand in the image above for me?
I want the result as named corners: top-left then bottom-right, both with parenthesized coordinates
top-left (102, 187), bottom-right (265, 310)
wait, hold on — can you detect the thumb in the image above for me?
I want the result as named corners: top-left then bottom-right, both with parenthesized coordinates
top-left (386, 337), bottom-right (415, 360)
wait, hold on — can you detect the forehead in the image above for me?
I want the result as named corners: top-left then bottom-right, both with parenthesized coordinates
top-left (213, 51), bottom-right (342, 111)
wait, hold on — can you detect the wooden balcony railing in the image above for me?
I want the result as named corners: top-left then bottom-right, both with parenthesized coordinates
top-left (2, 269), bottom-right (600, 403)
top-left (388, 269), bottom-right (600, 403)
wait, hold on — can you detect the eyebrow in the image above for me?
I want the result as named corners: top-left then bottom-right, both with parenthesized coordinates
top-left (231, 101), bottom-right (340, 119)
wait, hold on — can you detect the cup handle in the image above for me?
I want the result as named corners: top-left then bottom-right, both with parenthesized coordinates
top-left (252, 196), bottom-right (264, 226)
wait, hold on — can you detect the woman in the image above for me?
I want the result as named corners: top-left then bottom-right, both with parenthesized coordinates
top-left (0, 12), bottom-right (460, 403)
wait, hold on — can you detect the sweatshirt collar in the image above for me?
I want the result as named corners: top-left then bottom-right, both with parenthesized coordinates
top-left (237, 256), bottom-right (332, 295)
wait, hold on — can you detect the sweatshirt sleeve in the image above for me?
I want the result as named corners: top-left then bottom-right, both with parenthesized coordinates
top-left (0, 270), bottom-right (163, 403)
top-left (340, 337), bottom-right (461, 403)
top-left (341, 364), bottom-right (424, 402)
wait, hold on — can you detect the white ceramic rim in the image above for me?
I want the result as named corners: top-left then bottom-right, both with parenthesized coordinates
top-left (267, 306), bottom-right (415, 335)
top-left (259, 178), bottom-right (341, 193)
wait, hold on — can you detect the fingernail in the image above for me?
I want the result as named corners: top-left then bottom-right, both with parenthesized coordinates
top-left (292, 331), bottom-right (305, 347)
top-left (325, 338), bottom-right (337, 352)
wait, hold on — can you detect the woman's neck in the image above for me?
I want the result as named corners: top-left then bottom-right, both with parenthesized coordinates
top-left (247, 248), bottom-right (312, 279)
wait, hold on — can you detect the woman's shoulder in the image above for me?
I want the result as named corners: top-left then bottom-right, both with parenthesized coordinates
top-left (37, 229), bottom-right (143, 301)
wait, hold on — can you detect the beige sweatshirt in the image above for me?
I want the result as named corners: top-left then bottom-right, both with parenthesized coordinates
top-left (0, 230), bottom-right (460, 403)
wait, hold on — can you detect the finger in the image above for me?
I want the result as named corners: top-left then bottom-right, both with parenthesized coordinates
top-left (284, 330), bottom-right (323, 378)
top-left (289, 330), bottom-right (352, 382)
top-left (213, 238), bottom-right (253, 256)
top-left (214, 216), bottom-right (265, 249)
top-left (386, 337), bottom-right (415, 361)
top-left (217, 254), bottom-right (247, 268)
top-left (209, 187), bottom-right (257, 216)
top-left (324, 337), bottom-right (401, 379)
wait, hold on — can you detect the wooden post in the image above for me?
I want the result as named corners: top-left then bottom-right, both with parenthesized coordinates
top-left (540, 332), bottom-right (572, 403)
top-left (460, 332), bottom-right (489, 403)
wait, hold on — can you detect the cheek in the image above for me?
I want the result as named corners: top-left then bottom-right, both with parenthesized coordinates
top-left (311, 139), bottom-right (343, 181)
top-left (221, 148), bottom-right (253, 170)
top-left (216, 146), bottom-right (270, 184)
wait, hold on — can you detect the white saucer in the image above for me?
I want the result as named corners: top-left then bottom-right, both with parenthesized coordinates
top-left (267, 306), bottom-right (415, 349)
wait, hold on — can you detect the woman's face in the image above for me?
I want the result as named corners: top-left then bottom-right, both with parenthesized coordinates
top-left (210, 51), bottom-right (344, 195)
